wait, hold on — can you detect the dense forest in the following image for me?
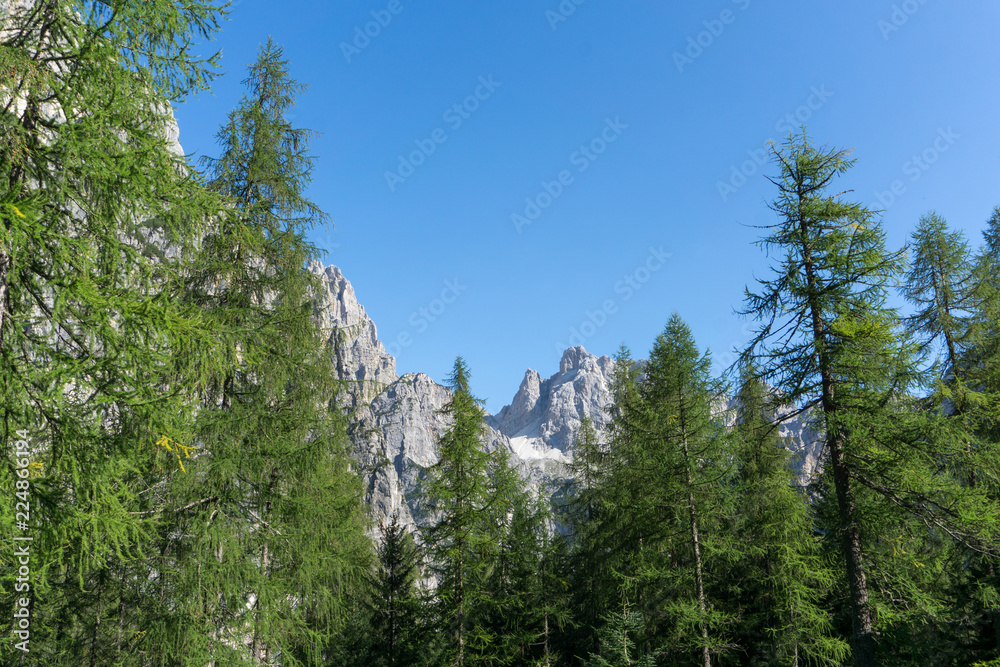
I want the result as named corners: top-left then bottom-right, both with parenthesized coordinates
top-left (2, 1), bottom-right (999, 666)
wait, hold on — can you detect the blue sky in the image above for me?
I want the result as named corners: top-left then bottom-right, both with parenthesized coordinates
top-left (173, 0), bottom-right (1000, 413)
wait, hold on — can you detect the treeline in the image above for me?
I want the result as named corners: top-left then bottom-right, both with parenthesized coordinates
top-left (362, 140), bottom-right (1000, 667)
top-left (1, 1), bottom-right (371, 664)
top-left (2, 2), bottom-right (1000, 667)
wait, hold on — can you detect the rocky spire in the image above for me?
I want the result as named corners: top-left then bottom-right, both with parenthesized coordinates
top-left (310, 261), bottom-right (398, 406)
top-left (488, 346), bottom-right (615, 461)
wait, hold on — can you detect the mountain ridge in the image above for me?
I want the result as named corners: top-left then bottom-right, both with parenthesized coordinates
top-left (312, 261), bottom-right (825, 534)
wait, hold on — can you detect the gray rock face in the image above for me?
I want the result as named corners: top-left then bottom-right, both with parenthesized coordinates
top-left (773, 402), bottom-right (824, 481)
top-left (348, 373), bottom-right (450, 529)
top-left (488, 346), bottom-right (615, 462)
top-left (349, 372), bottom-right (520, 531)
top-left (309, 263), bottom-right (522, 531)
top-left (310, 261), bottom-right (398, 406)
top-left (314, 264), bottom-right (824, 535)
top-left (488, 346), bottom-right (824, 482)
top-left (158, 102), bottom-right (184, 158)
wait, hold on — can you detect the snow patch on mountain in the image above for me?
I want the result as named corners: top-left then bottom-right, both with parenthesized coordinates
top-left (488, 346), bottom-right (615, 460)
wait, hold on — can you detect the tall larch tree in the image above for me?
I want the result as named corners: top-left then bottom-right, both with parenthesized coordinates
top-left (633, 314), bottom-right (732, 666)
top-left (594, 318), bottom-right (733, 665)
top-left (900, 211), bottom-right (1000, 660)
top-left (480, 445), bottom-right (552, 664)
top-left (135, 39), bottom-right (372, 665)
top-left (739, 133), bottom-right (1000, 667)
top-left (566, 345), bottom-right (642, 663)
top-left (729, 361), bottom-right (848, 666)
top-left (970, 206), bottom-right (1000, 360)
top-left (0, 0), bottom-right (230, 661)
top-left (954, 207), bottom-right (1000, 661)
top-left (901, 212), bottom-right (977, 390)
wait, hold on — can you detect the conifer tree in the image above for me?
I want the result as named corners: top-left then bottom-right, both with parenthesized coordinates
top-left (368, 516), bottom-right (426, 667)
top-left (562, 347), bottom-right (640, 662)
top-left (739, 133), bottom-right (902, 667)
top-left (634, 314), bottom-right (732, 666)
top-left (562, 413), bottom-right (612, 659)
top-left (951, 208), bottom-right (1000, 660)
top-left (972, 206), bottom-right (1000, 333)
top-left (532, 492), bottom-right (571, 667)
top-left (424, 357), bottom-right (494, 667)
top-left (132, 39), bottom-right (372, 665)
top-left (592, 319), bottom-right (733, 665)
top-left (583, 604), bottom-right (656, 667)
top-left (481, 445), bottom-right (538, 662)
top-left (568, 415), bottom-right (606, 526)
top-left (968, 207), bottom-right (1000, 392)
top-left (739, 133), bottom-right (1000, 667)
top-left (729, 362), bottom-right (848, 666)
top-left (898, 211), bottom-right (1000, 661)
top-left (0, 0), bottom-right (229, 659)
top-left (902, 212), bottom-right (976, 386)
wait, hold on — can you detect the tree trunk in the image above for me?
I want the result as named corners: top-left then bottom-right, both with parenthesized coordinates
top-left (254, 469), bottom-right (278, 664)
top-left (543, 611), bottom-right (550, 667)
top-left (829, 435), bottom-right (875, 667)
top-left (682, 435), bottom-right (711, 667)
top-left (89, 570), bottom-right (105, 667)
top-left (790, 603), bottom-right (799, 667)
top-left (457, 526), bottom-right (465, 667)
top-left (457, 567), bottom-right (464, 667)
top-left (799, 210), bottom-right (876, 667)
top-left (990, 562), bottom-right (1000, 655)
top-left (623, 596), bottom-right (630, 666)
top-left (0, 249), bottom-right (10, 353)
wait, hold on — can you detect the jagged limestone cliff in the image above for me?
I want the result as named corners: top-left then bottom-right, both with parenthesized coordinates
top-left (313, 264), bottom-right (825, 534)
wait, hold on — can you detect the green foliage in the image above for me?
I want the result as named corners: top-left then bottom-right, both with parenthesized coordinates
top-left (739, 132), bottom-right (1000, 666)
top-left (576, 317), bottom-right (736, 665)
top-left (423, 357), bottom-right (495, 666)
top-left (126, 39), bottom-right (371, 665)
top-left (727, 361), bottom-right (849, 666)
top-left (902, 211), bottom-right (976, 394)
top-left (4, 4), bottom-right (1000, 661)
top-left (560, 413), bottom-right (613, 659)
top-left (0, 0), bottom-right (229, 661)
top-left (582, 605), bottom-right (655, 667)
top-left (364, 516), bottom-right (428, 667)
top-left (421, 358), bottom-right (566, 666)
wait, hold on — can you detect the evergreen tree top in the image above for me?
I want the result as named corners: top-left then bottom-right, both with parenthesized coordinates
top-left (738, 132), bottom-right (916, 403)
top-left (443, 355), bottom-right (486, 415)
top-left (902, 211), bottom-right (975, 368)
top-left (980, 205), bottom-right (1000, 263)
top-left (201, 37), bottom-right (330, 242)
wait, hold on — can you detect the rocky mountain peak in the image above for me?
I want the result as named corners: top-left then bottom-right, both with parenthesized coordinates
top-left (488, 346), bottom-right (615, 462)
top-left (310, 261), bottom-right (397, 405)
top-left (305, 261), bottom-right (823, 534)
top-left (559, 345), bottom-right (614, 376)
